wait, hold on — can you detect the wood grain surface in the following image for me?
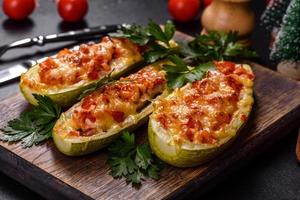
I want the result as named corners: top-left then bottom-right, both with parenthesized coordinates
top-left (0, 32), bottom-right (300, 200)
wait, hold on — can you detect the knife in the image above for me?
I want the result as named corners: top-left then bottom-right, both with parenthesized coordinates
top-left (0, 24), bottom-right (122, 58)
top-left (0, 58), bottom-right (49, 85)
top-left (0, 24), bottom-right (124, 85)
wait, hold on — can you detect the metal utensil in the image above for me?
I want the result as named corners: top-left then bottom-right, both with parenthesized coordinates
top-left (0, 24), bottom-right (122, 58)
top-left (0, 60), bottom-right (37, 85)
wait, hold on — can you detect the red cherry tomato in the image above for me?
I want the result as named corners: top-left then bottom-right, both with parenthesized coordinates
top-left (204, 0), bottom-right (213, 7)
top-left (168, 0), bottom-right (200, 22)
top-left (57, 0), bottom-right (88, 22)
top-left (2, 0), bottom-right (35, 21)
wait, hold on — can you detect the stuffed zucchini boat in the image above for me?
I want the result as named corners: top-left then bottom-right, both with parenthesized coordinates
top-left (20, 36), bottom-right (143, 106)
top-left (148, 61), bottom-right (254, 167)
top-left (53, 62), bottom-right (168, 156)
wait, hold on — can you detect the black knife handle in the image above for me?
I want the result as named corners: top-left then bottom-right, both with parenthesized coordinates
top-left (5, 24), bottom-right (122, 50)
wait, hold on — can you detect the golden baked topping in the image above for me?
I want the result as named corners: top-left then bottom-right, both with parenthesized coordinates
top-left (154, 61), bottom-right (254, 144)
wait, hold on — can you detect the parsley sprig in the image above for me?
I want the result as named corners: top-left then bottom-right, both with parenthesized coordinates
top-left (164, 55), bottom-right (215, 89)
top-left (110, 20), bottom-right (176, 63)
top-left (107, 131), bottom-right (164, 187)
top-left (0, 94), bottom-right (61, 147)
top-left (181, 31), bottom-right (257, 63)
top-left (163, 31), bottom-right (257, 89)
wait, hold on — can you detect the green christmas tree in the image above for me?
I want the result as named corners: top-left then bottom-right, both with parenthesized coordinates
top-left (271, 0), bottom-right (300, 61)
top-left (261, 0), bottom-right (291, 31)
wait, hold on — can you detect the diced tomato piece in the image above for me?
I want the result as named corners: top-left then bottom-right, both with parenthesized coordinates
top-left (81, 97), bottom-right (96, 110)
top-left (240, 114), bottom-right (248, 121)
top-left (186, 118), bottom-right (195, 129)
top-left (227, 93), bottom-right (239, 103)
top-left (157, 114), bottom-right (169, 129)
top-left (87, 70), bottom-right (100, 80)
top-left (214, 61), bottom-right (236, 75)
top-left (212, 112), bottom-right (232, 131)
top-left (199, 131), bottom-right (216, 144)
top-left (40, 58), bottom-right (58, 70)
top-left (109, 110), bottom-right (125, 123)
top-left (216, 112), bottom-right (232, 124)
top-left (234, 66), bottom-right (255, 80)
top-left (185, 129), bottom-right (194, 142)
top-left (69, 130), bottom-right (80, 136)
top-left (227, 76), bottom-right (243, 92)
top-left (101, 94), bottom-right (110, 104)
top-left (57, 48), bottom-right (72, 57)
top-left (93, 54), bottom-right (111, 72)
top-left (76, 111), bottom-right (96, 125)
top-left (86, 113), bottom-right (96, 123)
top-left (192, 79), bottom-right (217, 94)
top-left (207, 96), bottom-right (222, 104)
top-left (186, 117), bottom-right (202, 130)
top-left (112, 46), bottom-right (123, 59)
top-left (118, 83), bottom-right (139, 101)
top-left (79, 111), bottom-right (96, 123)
top-left (153, 77), bottom-right (166, 88)
top-left (79, 44), bottom-right (90, 54)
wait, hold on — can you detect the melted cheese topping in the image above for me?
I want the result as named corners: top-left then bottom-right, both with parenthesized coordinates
top-left (154, 61), bottom-right (254, 145)
top-left (67, 66), bottom-right (166, 137)
top-left (22, 37), bottom-right (142, 90)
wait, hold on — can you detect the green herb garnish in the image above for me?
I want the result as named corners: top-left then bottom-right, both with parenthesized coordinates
top-left (110, 20), bottom-right (176, 63)
top-left (109, 24), bottom-right (150, 46)
top-left (0, 94), bottom-right (61, 147)
top-left (147, 20), bottom-right (175, 47)
top-left (107, 131), bottom-right (164, 187)
top-left (181, 31), bottom-right (257, 63)
top-left (164, 55), bottom-right (215, 89)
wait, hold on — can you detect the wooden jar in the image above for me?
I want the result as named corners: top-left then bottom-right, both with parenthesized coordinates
top-left (201, 0), bottom-right (255, 45)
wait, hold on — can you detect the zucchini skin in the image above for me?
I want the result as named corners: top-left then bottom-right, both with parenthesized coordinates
top-left (148, 64), bottom-right (254, 167)
top-left (148, 118), bottom-right (246, 167)
top-left (20, 61), bottom-right (144, 107)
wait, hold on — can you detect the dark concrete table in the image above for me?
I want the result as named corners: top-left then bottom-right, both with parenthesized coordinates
top-left (0, 0), bottom-right (299, 199)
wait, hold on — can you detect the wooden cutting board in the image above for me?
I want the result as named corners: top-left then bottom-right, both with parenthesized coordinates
top-left (0, 32), bottom-right (300, 200)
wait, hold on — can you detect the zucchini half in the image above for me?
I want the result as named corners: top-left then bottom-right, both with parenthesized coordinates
top-left (148, 63), bottom-right (254, 167)
top-left (20, 38), bottom-right (143, 107)
top-left (53, 62), bottom-right (169, 156)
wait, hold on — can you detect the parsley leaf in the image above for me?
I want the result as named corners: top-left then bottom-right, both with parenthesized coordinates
top-left (181, 31), bottom-right (257, 63)
top-left (0, 94), bottom-right (61, 148)
top-left (109, 24), bottom-right (150, 46)
top-left (135, 143), bottom-right (152, 169)
top-left (164, 21), bottom-right (176, 42)
top-left (164, 55), bottom-right (215, 89)
top-left (143, 43), bottom-right (169, 63)
top-left (147, 20), bottom-right (175, 46)
top-left (107, 131), bottom-right (164, 187)
top-left (110, 20), bottom-right (176, 63)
